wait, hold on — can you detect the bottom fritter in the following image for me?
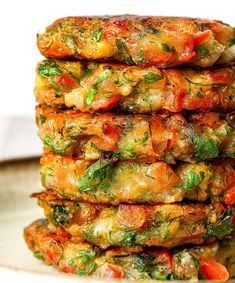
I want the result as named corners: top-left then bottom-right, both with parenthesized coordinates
top-left (24, 219), bottom-right (234, 281)
top-left (34, 191), bottom-right (235, 249)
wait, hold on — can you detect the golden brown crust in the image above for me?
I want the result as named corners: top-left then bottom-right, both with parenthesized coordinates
top-left (37, 16), bottom-right (235, 67)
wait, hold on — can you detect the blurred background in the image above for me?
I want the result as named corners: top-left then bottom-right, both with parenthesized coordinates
top-left (0, 0), bottom-right (234, 159)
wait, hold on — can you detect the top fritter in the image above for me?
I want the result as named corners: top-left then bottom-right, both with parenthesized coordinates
top-left (37, 16), bottom-right (235, 67)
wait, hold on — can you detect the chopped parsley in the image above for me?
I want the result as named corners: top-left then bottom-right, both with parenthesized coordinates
top-left (39, 115), bottom-right (46, 124)
top-left (85, 86), bottom-right (98, 105)
top-left (49, 81), bottom-right (62, 97)
top-left (116, 38), bottom-right (134, 64)
top-left (204, 210), bottom-right (234, 240)
top-left (198, 47), bottom-right (209, 56)
top-left (68, 249), bottom-right (97, 276)
top-left (184, 77), bottom-right (215, 87)
top-left (180, 169), bottom-right (205, 190)
top-left (77, 159), bottom-right (114, 192)
top-left (120, 231), bottom-right (137, 247)
top-left (195, 91), bottom-right (204, 98)
top-left (161, 43), bottom-right (176, 52)
top-left (69, 249), bottom-right (96, 266)
top-left (53, 205), bottom-right (73, 226)
top-left (193, 135), bottom-right (220, 161)
top-left (33, 251), bottom-right (44, 260)
top-left (144, 72), bottom-right (163, 84)
top-left (136, 50), bottom-right (149, 64)
top-left (38, 60), bottom-right (62, 77)
top-left (92, 28), bottom-right (103, 42)
top-left (85, 71), bottom-right (108, 105)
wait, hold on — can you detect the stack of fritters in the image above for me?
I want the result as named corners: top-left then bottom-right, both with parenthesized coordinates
top-left (25, 16), bottom-right (235, 280)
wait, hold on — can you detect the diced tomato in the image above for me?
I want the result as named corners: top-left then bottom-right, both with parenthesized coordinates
top-left (61, 265), bottom-right (76, 273)
top-left (103, 30), bottom-right (116, 42)
top-left (113, 20), bottom-right (129, 35)
top-left (149, 249), bottom-right (172, 269)
top-left (207, 68), bottom-right (233, 85)
top-left (103, 263), bottom-right (124, 278)
top-left (116, 204), bottom-right (147, 229)
top-left (200, 257), bottom-right (229, 281)
top-left (194, 30), bottom-right (212, 46)
top-left (167, 128), bottom-right (177, 150)
top-left (57, 74), bottom-right (78, 92)
top-left (41, 233), bottom-right (62, 265)
top-left (223, 186), bottom-right (235, 205)
top-left (56, 227), bottom-right (71, 239)
top-left (175, 90), bottom-right (187, 112)
top-left (91, 122), bottom-right (120, 151)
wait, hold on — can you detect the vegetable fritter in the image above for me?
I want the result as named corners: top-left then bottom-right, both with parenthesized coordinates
top-left (33, 191), bottom-right (235, 249)
top-left (40, 154), bottom-right (235, 205)
top-left (24, 219), bottom-right (234, 280)
top-left (37, 16), bottom-right (235, 67)
top-left (36, 106), bottom-right (235, 163)
top-left (35, 60), bottom-right (235, 113)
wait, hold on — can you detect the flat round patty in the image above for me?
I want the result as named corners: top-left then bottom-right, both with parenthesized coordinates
top-left (37, 106), bottom-right (235, 162)
top-left (24, 219), bottom-right (234, 280)
top-left (35, 60), bottom-right (235, 113)
top-left (40, 154), bottom-right (235, 205)
top-left (37, 16), bottom-right (235, 67)
top-left (33, 192), bottom-right (235, 249)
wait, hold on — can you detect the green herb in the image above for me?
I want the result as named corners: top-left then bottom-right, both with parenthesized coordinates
top-left (144, 72), bottom-right (163, 84)
top-left (49, 81), bottom-right (62, 97)
top-left (40, 115), bottom-right (46, 124)
top-left (38, 60), bottom-right (62, 77)
top-left (198, 47), bottom-right (209, 56)
top-left (86, 262), bottom-right (97, 275)
top-left (204, 210), bottom-right (234, 240)
top-left (142, 132), bottom-right (149, 142)
top-left (161, 43), bottom-right (176, 52)
top-left (76, 269), bottom-right (86, 276)
top-left (145, 171), bottom-right (155, 179)
top-left (136, 50), bottom-right (149, 64)
top-left (83, 68), bottom-right (92, 77)
top-left (187, 81), bottom-right (192, 95)
top-left (185, 77), bottom-right (215, 87)
top-left (161, 221), bottom-right (170, 242)
top-left (116, 38), bottom-right (134, 64)
top-left (180, 169), bottom-right (205, 190)
top-left (137, 32), bottom-right (146, 39)
top-left (77, 250), bottom-right (96, 264)
top-left (92, 28), bottom-right (103, 42)
top-left (132, 253), bottom-right (156, 276)
top-left (144, 25), bottom-right (158, 34)
top-left (68, 249), bottom-right (96, 272)
top-left (191, 254), bottom-right (200, 271)
top-left (99, 182), bottom-right (110, 192)
top-left (103, 65), bottom-right (112, 70)
top-left (61, 84), bottom-right (74, 90)
top-left (85, 86), bottom-right (97, 105)
top-left (53, 205), bottom-right (73, 226)
top-left (196, 91), bottom-right (204, 98)
top-left (44, 135), bottom-right (52, 146)
top-left (225, 127), bottom-right (232, 136)
top-left (193, 135), bottom-right (219, 161)
top-left (85, 71), bottom-right (108, 105)
top-left (43, 135), bottom-right (74, 156)
top-left (228, 28), bottom-right (235, 47)
top-left (77, 159), bottom-right (114, 192)
top-left (121, 231), bottom-right (137, 247)
top-left (34, 251), bottom-right (44, 260)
